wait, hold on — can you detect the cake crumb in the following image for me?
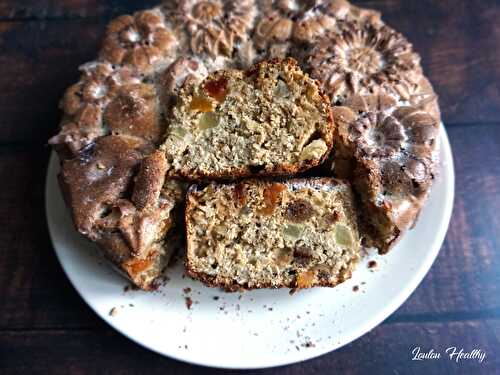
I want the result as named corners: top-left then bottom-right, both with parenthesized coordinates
top-left (302, 341), bottom-right (315, 348)
top-left (123, 284), bottom-right (139, 293)
top-left (109, 307), bottom-right (118, 317)
top-left (183, 287), bottom-right (192, 294)
top-left (368, 260), bottom-right (377, 269)
top-left (185, 297), bottom-right (193, 310)
top-left (352, 285), bottom-right (359, 292)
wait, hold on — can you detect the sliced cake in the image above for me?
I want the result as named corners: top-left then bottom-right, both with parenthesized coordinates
top-left (185, 178), bottom-right (360, 290)
top-left (59, 138), bottom-right (186, 289)
top-left (161, 58), bottom-right (334, 180)
top-left (331, 94), bottom-right (439, 253)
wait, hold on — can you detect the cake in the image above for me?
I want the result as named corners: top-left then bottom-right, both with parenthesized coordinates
top-left (161, 58), bottom-right (333, 180)
top-left (185, 178), bottom-right (360, 290)
top-left (332, 94), bottom-right (439, 252)
top-left (48, 0), bottom-right (442, 290)
top-left (58, 139), bottom-right (187, 289)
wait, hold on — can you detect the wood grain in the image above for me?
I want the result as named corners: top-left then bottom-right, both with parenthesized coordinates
top-left (0, 0), bottom-right (159, 20)
top-left (0, 20), bottom-right (104, 144)
top-left (394, 123), bottom-right (500, 317)
top-left (1, 320), bottom-right (498, 374)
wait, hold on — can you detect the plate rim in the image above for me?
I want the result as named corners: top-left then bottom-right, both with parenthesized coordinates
top-left (45, 126), bottom-right (455, 369)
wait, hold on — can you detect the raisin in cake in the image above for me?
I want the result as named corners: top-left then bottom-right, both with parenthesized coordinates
top-left (185, 178), bottom-right (360, 290)
top-left (48, 0), bottom-right (443, 288)
top-left (161, 58), bottom-right (333, 180)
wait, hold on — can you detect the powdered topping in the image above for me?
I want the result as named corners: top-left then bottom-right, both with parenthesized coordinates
top-left (307, 21), bottom-right (423, 104)
top-left (174, 0), bottom-right (256, 58)
top-left (104, 84), bottom-right (162, 143)
top-left (49, 63), bottom-right (141, 157)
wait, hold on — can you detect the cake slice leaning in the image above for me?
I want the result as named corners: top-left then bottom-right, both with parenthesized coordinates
top-left (59, 136), bottom-right (186, 290)
top-left (331, 94), bottom-right (440, 253)
top-left (161, 58), bottom-right (334, 180)
top-left (185, 178), bottom-right (360, 291)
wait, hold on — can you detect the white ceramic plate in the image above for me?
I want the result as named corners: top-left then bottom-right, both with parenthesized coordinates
top-left (45, 127), bottom-right (454, 369)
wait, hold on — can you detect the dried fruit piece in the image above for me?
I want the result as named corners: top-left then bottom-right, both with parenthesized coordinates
top-left (335, 224), bottom-right (353, 247)
top-left (296, 270), bottom-right (316, 288)
top-left (275, 247), bottom-right (293, 267)
top-left (169, 127), bottom-right (188, 139)
top-left (198, 112), bottom-right (219, 130)
top-left (233, 183), bottom-right (247, 207)
top-left (123, 257), bottom-right (154, 275)
top-left (286, 199), bottom-right (314, 223)
top-left (300, 139), bottom-right (328, 161)
top-left (261, 183), bottom-right (286, 215)
top-left (204, 76), bottom-right (229, 102)
top-left (190, 96), bottom-right (213, 112)
top-left (283, 223), bottom-right (304, 241)
top-left (324, 210), bottom-right (340, 225)
top-left (274, 79), bottom-right (291, 98)
top-left (294, 245), bottom-right (313, 265)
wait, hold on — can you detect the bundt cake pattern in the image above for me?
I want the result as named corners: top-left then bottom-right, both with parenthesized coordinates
top-left (49, 0), bottom-right (441, 290)
top-left (100, 9), bottom-right (178, 73)
top-left (332, 94), bottom-right (439, 252)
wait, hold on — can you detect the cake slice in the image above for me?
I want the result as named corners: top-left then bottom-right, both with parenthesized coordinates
top-left (331, 94), bottom-right (439, 253)
top-left (59, 136), bottom-right (186, 289)
top-left (161, 58), bottom-right (333, 180)
top-left (185, 178), bottom-right (360, 290)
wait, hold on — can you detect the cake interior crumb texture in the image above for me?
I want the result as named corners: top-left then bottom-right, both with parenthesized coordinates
top-left (162, 58), bottom-right (333, 180)
top-left (185, 178), bottom-right (360, 290)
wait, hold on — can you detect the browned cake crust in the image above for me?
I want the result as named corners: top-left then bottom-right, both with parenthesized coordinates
top-left (48, 0), bottom-right (442, 288)
top-left (58, 136), bottom-right (186, 289)
top-left (185, 178), bottom-right (360, 291)
top-left (332, 94), bottom-right (439, 253)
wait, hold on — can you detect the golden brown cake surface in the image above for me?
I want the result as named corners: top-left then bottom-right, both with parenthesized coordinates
top-left (48, 0), bottom-right (442, 289)
top-left (332, 94), bottom-right (439, 252)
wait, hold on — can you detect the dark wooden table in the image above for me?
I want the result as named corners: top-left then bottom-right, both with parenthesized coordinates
top-left (1, 1), bottom-right (499, 374)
